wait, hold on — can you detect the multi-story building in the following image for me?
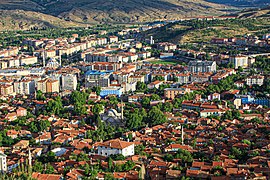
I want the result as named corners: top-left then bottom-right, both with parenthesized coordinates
top-left (46, 79), bottom-right (59, 93)
top-left (20, 56), bottom-right (38, 65)
top-left (37, 78), bottom-right (59, 93)
top-left (92, 62), bottom-right (122, 71)
top-left (229, 55), bottom-right (248, 69)
top-left (0, 84), bottom-right (14, 96)
top-left (85, 70), bottom-right (112, 88)
top-left (175, 73), bottom-right (190, 84)
top-left (0, 152), bottom-right (7, 173)
top-left (190, 73), bottom-right (212, 83)
top-left (157, 42), bottom-right (177, 51)
top-left (164, 88), bottom-right (191, 99)
top-left (188, 61), bottom-right (216, 73)
top-left (246, 75), bottom-right (264, 86)
top-left (97, 139), bottom-right (134, 157)
top-left (61, 74), bottom-right (77, 91)
top-left (128, 75), bottom-right (145, 83)
top-left (14, 79), bottom-right (35, 95)
top-left (37, 79), bottom-right (47, 93)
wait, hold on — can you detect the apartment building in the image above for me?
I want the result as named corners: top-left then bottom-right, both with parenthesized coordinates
top-left (37, 78), bottom-right (59, 93)
top-left (188, 61), bottom-right (216, 73)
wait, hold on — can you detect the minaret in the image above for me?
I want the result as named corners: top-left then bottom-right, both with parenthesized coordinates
top-left (181, 125), bottom-right (184, 145)
top-left (43, 49), bottom-right (46, 67)
top-left (59, 53), bottom-right (62, 67)
top-left (121, 100), bottom-right (124, 121)
top-left (28, 148), bottom-right (32, 167)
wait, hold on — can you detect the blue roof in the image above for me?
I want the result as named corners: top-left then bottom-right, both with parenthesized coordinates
top-left (85, 70), bottom-right (113, 76)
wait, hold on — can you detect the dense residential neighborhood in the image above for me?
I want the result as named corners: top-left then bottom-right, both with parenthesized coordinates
top-left (0, 16), bottom-right (269, 180)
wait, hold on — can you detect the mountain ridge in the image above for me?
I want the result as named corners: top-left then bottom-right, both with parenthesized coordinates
top-left (0, 0), bottom-right (230, 28)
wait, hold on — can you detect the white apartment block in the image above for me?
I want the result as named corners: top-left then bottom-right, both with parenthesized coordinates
top-left (97, 139), bottom-right (134, 157)
top-left (61, 74), bottom-right (77, 91)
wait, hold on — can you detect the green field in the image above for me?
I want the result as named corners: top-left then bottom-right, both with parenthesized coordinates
top-left (147, 59), bottom-right (184, 65)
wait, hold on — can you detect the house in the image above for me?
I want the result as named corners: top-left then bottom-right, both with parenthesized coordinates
top-left (6, 130), bottom-right (18, 139)
top-left (164, 144), bottom-right (193, 152)
top-left (13, 140), bottom-right (29, 149)
top-left (147, 81), bottom-right (163, 89)
top-left (35, 132), bottom-right (52, 145)
top-left (16, 107), bottom-right (27, 117)
top-left (208, 93), bottom-right (220, 101)
top-left (97, 139), bottom-right (134, 157)
top-left (166, 170), bottom-right (182, 180)
top-left (32, 172), bottom-right (63, 180)
top-left (5, 112), bottom-right (17, 121)
top-left (200, 109), bottom-right (225, 117)
top-left (164, 88), bottom-right (191, 99)
top-left (211, 38), bottom-right (228, 44)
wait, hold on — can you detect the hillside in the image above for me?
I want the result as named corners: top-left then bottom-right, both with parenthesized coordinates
top-left (54, 0), bottom-right (229, 23)
top-left (237, 6), bottom-right (270, 18)
top-left (0, 0), bottom-right (230, 29)
top-left (0, 10), bottom-right (83, 31)
top-left (206, 0), bottom-right (269, 7)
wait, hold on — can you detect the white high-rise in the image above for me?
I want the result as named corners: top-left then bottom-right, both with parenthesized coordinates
top-left (0, 152), bottom-right (7, 173)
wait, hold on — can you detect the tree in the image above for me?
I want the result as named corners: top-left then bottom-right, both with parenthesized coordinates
top-left (45, 163), bottom-right (54, 174)
top-left (175, 149), bottom-right (193, 163)
top-left (74, 102), bottom-right (87, 116)
top-left (162, 102), bottom-right (173, 112)
top-left (92, 86), bottom-right (101, 96)
top-left (163, 154), bottom-right (174, 162)
top-left (92, 104), bottom-right (103, 115)
top-left (136, 82), bottom-right (147, 92)
top-left (32, 161), bottom-right (43, 173)
top-left (153, 76), bottom-right (165, 81)
top-left (36, 90), bottom-right (46, 101)
top-left (104, 173), bottom-right (115, 180)
top-left (46, 96), bottom-right (63, 115)
top-left (141, 97), bottom-right (150, 108)
top-left (126, 108), bottom-right (144, 130)
top-left (238, 66), bottom-right (243, 72)
top-left (147, 106), bottom-right (167, 126)
top-left (151, 94), bottom-right (160, 101)
top-left (122, 160), bottom-right (135, 171)
top-left (135, 144), bottom-right (145, 155)
top-left (37, 120), bottom-right (50, 132)
top-left (108, 157), bottom-right (113, 172)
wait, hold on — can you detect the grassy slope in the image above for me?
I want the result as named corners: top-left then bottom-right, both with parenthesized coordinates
top-left (0, 10), bottom-right (84, 31)
top-left (181, 18), bottom-right (270, 43)
top-left (142, 18), bottom-right (270, 44)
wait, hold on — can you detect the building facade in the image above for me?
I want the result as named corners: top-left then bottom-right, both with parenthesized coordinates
top-left (188, 61), bottom-right (216, 73)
